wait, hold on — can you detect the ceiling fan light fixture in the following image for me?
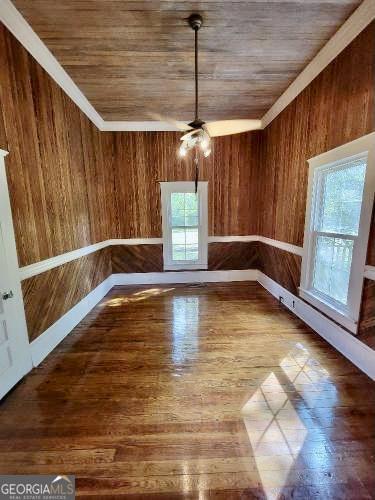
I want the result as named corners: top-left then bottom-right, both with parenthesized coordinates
top-left (199, 130), bottom-right (210, 151)
top-left (178, 143), bottom-right (187, 157)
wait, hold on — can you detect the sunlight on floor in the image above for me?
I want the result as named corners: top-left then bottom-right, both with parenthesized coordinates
top-left (241, 344), bottom-right (330, 499)
top-left (172, 296), bottom-right (200, 365)
top-left (102, 287), bottom-right (175, 307)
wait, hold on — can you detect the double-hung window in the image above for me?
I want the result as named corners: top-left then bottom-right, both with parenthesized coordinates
top-left (300, 133), bottom-right (375, 333)
top-left (160, 181), bottom-right (208, 270)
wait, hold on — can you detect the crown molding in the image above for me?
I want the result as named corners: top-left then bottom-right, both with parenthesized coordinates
top-left (2, 0), bottom-right (374, 132)
top-left (0, 0), bottom-right (104, 129)
top-left (261, 0), bottom-right (375, 128)
top-left (100, 121), bottom-right (180, 132)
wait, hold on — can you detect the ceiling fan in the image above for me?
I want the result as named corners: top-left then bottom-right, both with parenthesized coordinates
top-left (151, 13), bottom-right (262, 160)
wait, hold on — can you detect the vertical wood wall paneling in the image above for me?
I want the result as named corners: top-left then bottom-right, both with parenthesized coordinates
top-left (258, 22), bottom-right (375, 349)
top-left (259, 22), bottom-right (375, 247)
top-left (367, 201), bottom-right (375, 266)
top-left (0, 25), bottom-right (115, 267)
top-left (112, 131), bottom-right (261, 239)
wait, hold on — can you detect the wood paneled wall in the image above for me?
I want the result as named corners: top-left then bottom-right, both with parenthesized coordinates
top-left (208, 242), bottom-right (259, 271)
top-left (258, 22), bottom-right (375, 349)
top-left (22, 249), bottom-right (111, 341)
top-left (2, 20), bottom-right (374, 350)
top-left (367, 203), bottom-right (375, 266)
top-left (259, 22), bottom-right (375, 247)
top-left (257, 244), bottom-right (301, 295)
top-left (111, 242), bottom-right (260, 274)
top-left (111, 131), bottom-right (261, 238)
top-left (0, 25), bottom-right (115, 267)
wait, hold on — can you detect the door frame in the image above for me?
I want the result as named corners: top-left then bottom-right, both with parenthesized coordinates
top-left (0, 148), bottom-right (32, 399)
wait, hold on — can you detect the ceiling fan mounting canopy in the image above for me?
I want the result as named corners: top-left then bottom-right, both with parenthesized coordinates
top-left (188, 118), bottom-right (205, 129)
top-left (188, 13), bottom-right (203, 31)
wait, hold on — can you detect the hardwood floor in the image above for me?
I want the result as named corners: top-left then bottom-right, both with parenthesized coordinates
top-left (0, 282), bottom-right (374, 499)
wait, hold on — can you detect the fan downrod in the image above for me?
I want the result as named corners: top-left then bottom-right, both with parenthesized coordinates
top-left (188, 13), bottom-right (203, 31)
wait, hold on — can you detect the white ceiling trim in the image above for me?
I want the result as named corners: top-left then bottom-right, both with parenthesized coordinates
top-left (100, 121), bottom-right (179, 132)
top-left (0, 0), bottom-right (105, 129)
top-left (1, 0), bottom-right (374, 132)
top-left (261, 0), bottom-right (375, 128)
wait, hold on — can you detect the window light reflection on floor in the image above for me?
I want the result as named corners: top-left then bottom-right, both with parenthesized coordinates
top-left (172, 296), bottom-right (199, 365)
top-left (241, 344), bottom-right (330, 499)
top-left (102, 287), bottom-right (175, 307)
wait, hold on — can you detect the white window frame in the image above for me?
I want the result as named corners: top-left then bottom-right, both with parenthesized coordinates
top-left (300, 132), bottom-right (375, 334)
top-left (160, 181), bottom-right (208, 271)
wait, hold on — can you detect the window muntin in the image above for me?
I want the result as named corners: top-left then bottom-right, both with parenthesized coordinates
top-left (310, 158), bottom-right (366, 308)
top-left (160, 182), bottom-right (208, 270)
top-left (171, 193), bottom-right (199, 262)
top-left (317, 160), bottom-right (366, 235)
top-left (300, 133), bottom-right (375, 334)
top-left (312, 235), bottom-right (354, 305)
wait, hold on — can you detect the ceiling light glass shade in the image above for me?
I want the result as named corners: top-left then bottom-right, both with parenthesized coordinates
top-left (178, 128), bottom-right (211, 158)
top-left (178, 143), bottom-right (187, 157)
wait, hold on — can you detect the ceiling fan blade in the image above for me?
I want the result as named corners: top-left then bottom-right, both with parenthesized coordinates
top-left (204, 119), bottom-right (262, 137)
top-left (148, 113), bottom-right (192, 131)
top-left (180, 129), bottom-right (201, 141)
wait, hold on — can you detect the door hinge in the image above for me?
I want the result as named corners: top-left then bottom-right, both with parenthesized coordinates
top-left (2, 291), bottom-right (14, 301)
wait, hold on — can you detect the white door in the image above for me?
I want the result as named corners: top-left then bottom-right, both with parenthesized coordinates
top-left (0, 150), bottom-right (32, 399)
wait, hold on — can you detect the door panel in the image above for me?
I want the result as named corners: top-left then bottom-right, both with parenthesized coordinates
top-left (0, 152), bottom-right (32, 399)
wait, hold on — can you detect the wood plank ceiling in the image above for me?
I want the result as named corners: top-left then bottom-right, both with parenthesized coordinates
top-left (13, 1), bottom-right (362, 121)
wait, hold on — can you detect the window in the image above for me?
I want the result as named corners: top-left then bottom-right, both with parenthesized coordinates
top-left (300, 133), bottom-right (375, 333)
top-left (160, 181), bottom-right (208, 270)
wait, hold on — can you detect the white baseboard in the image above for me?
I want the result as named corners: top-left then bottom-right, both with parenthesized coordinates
top-left (112, 269), bottom-right (258, 285)
top-left (257, 271), bottom-right (375, 380)
top-left (30, 275), bottom-right (113, 366)
top-left (29, 269), bottom-right (374, 381)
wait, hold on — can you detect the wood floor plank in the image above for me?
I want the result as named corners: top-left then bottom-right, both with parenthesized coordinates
top-left (0, 282), bottom-right (373, 498)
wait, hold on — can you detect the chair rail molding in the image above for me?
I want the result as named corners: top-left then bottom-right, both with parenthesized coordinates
top-left (364, 265), bottom-right (375, 281)
top-left (19, 236), bottom-right (303, 280)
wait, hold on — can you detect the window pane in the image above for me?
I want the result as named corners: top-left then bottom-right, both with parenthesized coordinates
top-left (186, 244), bottom-right (198, 260)
top-left (318, 160), bottom-right (366, 235)
top-left (172, 245), bottom-right (186, 261)
top-left (170, 192), bottom-right (200, 262)
top-left (171, 210), bottom-right (185, 227)
top-left (185, 212), bottom-right (199, 226)
top-left (185, 227), bottom-right (198, 244)
top-left (312, 236), bottom-right (354, 305)
top-left (184, 193), bottom-right (198, 211)
top-left (171, 193), bottom-right (185, 211)
top-left (172, 228), bottom-right (185, 245)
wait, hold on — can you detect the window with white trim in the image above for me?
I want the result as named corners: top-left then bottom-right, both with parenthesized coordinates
top-left (300, 133), bottom-right (375, 333)
top-left (160, 181), bottom-right (208, 270)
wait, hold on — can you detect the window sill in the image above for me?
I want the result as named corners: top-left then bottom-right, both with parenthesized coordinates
top-left (299, 288), bottom-right (357, 334)
top-left (164, 263), bottom-right (208, 271)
